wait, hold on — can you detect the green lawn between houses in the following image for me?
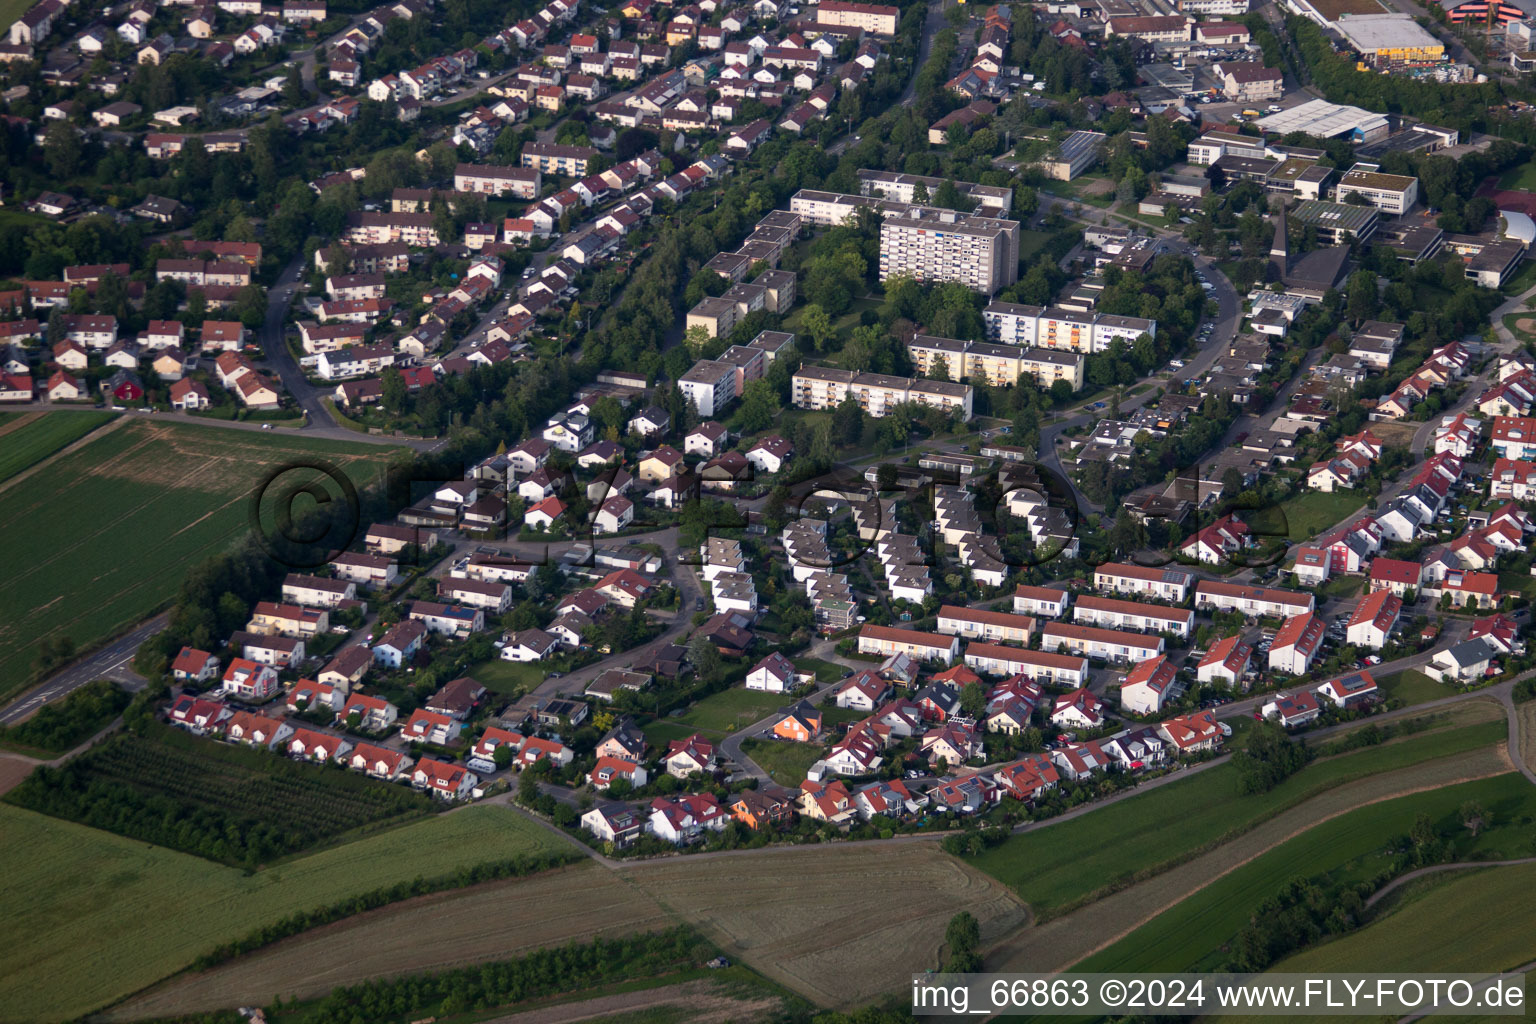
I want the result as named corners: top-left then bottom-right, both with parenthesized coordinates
top-left (1278, 487), bottom-right (1367, 542)
top-left (0, 803), bottom-right (567, 1024)
top-left (741, 737), bottom-right (826, 787)
top-left (965, 717), bottom-right (1507, 918)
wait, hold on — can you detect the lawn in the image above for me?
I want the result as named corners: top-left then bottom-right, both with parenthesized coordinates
top-left (1502, 313), bottom-right (1536, 346)
top-left (1316, 574), bottom-right (1364, 599)
top-left (741, 737), bottom-right (825, 786)
top-left (0, 802), bottom-right (568, 1023)
top-left (792, 656), bottom-right (848, 683)
top-left (1498, 161), bottom-right (1536, 192)
top-left (1496, 568), bottom-right (1536, 601)
top-left (468, 657), bottom-right (549, 696)
top-left (0, 411), bottom-right (117, 483)
top-left (965, 718), bottom-right (1508, 918)
top-left (1278, 487), bottom-right (1366, 541)
top-left (1074, 773), bottom-right (1536, 974)
top-left (1017, 229), bottom-right (1053, 261)
top-left (0, 420), bottom-right (402, 702)
top-left (666, 686), bottom-right (794, 737)
top-left (1375, 668), bottom-right (1448, 706)
top-left (6, 725), bottom-right (436, 865)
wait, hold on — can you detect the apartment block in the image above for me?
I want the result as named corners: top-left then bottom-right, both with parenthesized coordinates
top-left (454, 163), bottom-right (541, 199)
top-left (791, 364), bottom-right (973, 421)
top-left (907, 334), bottom-right (1084, 391)
top-left (856, 169), bottom-right (1012, 214)
top-left (984, 303), bottom-right (1156, 354)
top-left (879, 205), bottom-right (1021, 294)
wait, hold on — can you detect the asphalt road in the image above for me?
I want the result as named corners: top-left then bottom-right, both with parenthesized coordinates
top-left (0, 614), bottom-right (163, 725)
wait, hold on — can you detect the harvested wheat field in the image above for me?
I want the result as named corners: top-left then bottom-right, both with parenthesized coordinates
top-left (982, 743), bottom-right (1513, 975)
top-left (617, 843), bottom-right (1027, 1006)
top-left (477, 977), bottom-right (786, 1024)
top-left (100, 862), bottom-right (670, 1021)
top-left (107, 842), bottom-right (1023, 1019)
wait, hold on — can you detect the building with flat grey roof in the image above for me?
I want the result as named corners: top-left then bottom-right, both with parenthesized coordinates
top-left (1290, 199), bottom-right (1379, 245)
top-left (856, 169), bottom-right (1013, 213)
top-left (1035, 131), bottom-right (1107, 181)
top-left (879, 205), bottom-right (1021, 294)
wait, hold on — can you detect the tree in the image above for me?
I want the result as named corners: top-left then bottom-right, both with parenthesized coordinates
top-left (1233, 720), bottom-right (1311, 794)
top-left (44, 122), bottom-right (83, 179)
top-left (493, 742), bottom-right (514, 770)
top-left (800, 303), bottom-right (835, 353)
top-left (876, 463), bottom-right (899, 490)
top-left (233, 284), bottom-right (267, 329)
top-left (911, 180), bottom-right (930, 204)
top-left (959, 682), bottom-right (986, 720)
top-left (688, 633), bottom-right (722, 679)
top-left (736, 378), bottom-right (779, 433)
top-left (928, 354), bottom-right (951, 382)
top-left (943, 909), bottom-right (980, 971)
top-left (684, 324), bottom-right (712, 356)
top-left (831, 395), bottom-right (863, 447)
top-left (380, 366), bottom-right (408, 414)
top-left (283, 65), bottom-right (305, 107)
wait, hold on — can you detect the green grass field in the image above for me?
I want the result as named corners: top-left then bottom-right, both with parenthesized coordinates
top-left (0, 802), bottom-right (568, 1023)
top-left (1376, 669), bottom-right (1448, 706)
top-left (1498, 161), bottom-right (1536, 194)
top-left (666, 687), bottom-right (793, 738)
top-left (966, 718), bottom-right (1507, 918)
top-left (0, 420), bottom-right (401, 701)
top-left (0, 412), bottom-right (117, 483)
top-left (1279, 488), bottom-right (1366, 542)
top-left (1274, 861), bottom-right (1536, 976)
top-left (1074, 773), bottom-right (1536, 974)
top-left (741, 737), bottom-right (825, 786)
top-left (469, 657), bottom-right (548, 696)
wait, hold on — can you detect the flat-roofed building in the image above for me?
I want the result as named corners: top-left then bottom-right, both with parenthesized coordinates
top-left (791, 364), bottom-right (974, 421)
top-left (1034, 130), bottom-right (1107, 181)
top-left (856, 169), bottom-right (1012, 213)
top-left (1336, 163), bottom-right (1419, 215)
top-left (1291, 199), bottom-right (1379, 245)
top-left (878, 205), bottom-right (1021, 294)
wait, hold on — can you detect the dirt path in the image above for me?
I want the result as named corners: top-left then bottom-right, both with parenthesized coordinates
top-left (0, 414), bottom-right (128, 498)
top-left (0, 412), bottom-right (42, 439)
top-left (982, 745), bottom-right (1514, 975)
top-left (0, 717), bottom-right (123, 797)
top-left (1518, 700), bottom-right (1536, 781)
top-left (476, 978), bottom-right (781, 1024)
top-left (1363, 857), bottom-right (1536, 911)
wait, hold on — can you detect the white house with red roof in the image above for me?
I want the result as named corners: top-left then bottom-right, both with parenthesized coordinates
top-left (833, 670), bottom-right (891, 710)
top-left (1260, 690), bottom-right (1321, 728)
top-left (171, 646), bottom-right (219, 683)
top-left (1346, 590), bottom-right (1402, 650)
top-left (1468, 613), bottom-right (1523, 654)
top-left (340, 692), bottom-right (398, 730)
top-left (400, 708), bottom-right (457, 745)
top-left (1197, 634), bottom-right (1252, 687)
top-left (1120, 655), bottom-right (1179, 714)
top-left (1050, 688), bottom-right (1105, 730)
top-left (225, 711), bottom-right (293, 749)
top-left (1269, 612), bottom-right (1326, 676)
top-left (348, 742), bottom-right (412, 779)
top-left (1157, 709), bottom-right (1225, 753)
top-left (921, 722), bottom-right (983, 766)
top-left (990, 755), bottom-right (1060, 802)
top-left (286, 680), bottom-right (342, 714)
top-left (1432, 412), bottom-right (1482, 458)
top-left (588, 755), bottom-right (648, 789)
top-left (648, 793), bottom-right (729, 842)
top-left (1435, 569), bottom-right (1501, 609)
top-left (1315, 670), bottom-right (1378, 708)
top-left (221, 658), bottom-right (279, 700)
top-left (1367, 557), bottom-right (1423, 597)
top-left (664, 733), bottom-right (717, 777)
top-left (593, 494), bottom-right (634, 534)
top-left (1180, 514), bottom-right (1252, 564)
top-left (819, 723), bottom-right (885, 776)
top-left (168, 694), bottom-right (232, 734)
top-left (287, 727), bottom-right (353, 763)
top-left (745, 650), bottom-right (798, 692)
top-left (1050, 739), bottom-right (1113, 780)
top-left (413, 757), bottom-right (478, 799)
top-left (517, 735), bottom-right (573, 769)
